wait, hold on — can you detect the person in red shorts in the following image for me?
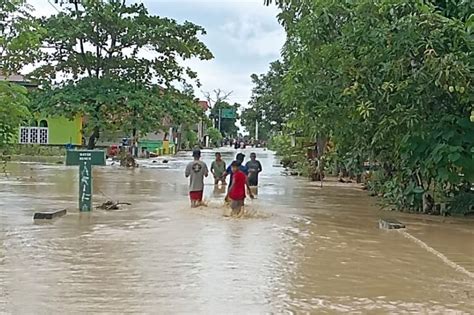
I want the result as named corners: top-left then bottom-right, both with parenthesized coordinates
top-left (185, 149), bottom-right (208, 207)
top-left (226, 160), bottom-right (254, 216)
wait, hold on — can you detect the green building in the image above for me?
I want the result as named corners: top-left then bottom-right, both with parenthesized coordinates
top-left (19, 115), bottom-right (83, 146)
top-left (1, 74), bottom-right (83, 146)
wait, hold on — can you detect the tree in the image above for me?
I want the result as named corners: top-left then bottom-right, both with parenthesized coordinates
top-left (266, 0), bottom-right (473, 211)
top-left (0, 0), bottom-right (44, 149)
top-left (0, 82), bottom-right (29, 148)
top-left (203, 89), bottom-right (239, 138)
top-left (207, 127), bottom-right (222, 147)
top-left (210, 101), bottom-right (240, 138)
top-left (241, 60), bottom-right (287, 140)
top-left (31, 0), bottom-right (213, 149)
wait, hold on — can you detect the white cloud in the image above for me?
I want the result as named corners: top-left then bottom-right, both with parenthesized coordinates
top-left (220, 14), bottom-right (285, 58)
top-left (26, 0), bottom-right (285, 109)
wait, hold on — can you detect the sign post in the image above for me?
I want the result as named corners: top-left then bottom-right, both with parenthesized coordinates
top-left (66, 150), bottom-right (106, 212)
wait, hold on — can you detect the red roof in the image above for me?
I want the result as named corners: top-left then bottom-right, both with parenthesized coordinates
top-left (198, 101), bottom-right (209, 111)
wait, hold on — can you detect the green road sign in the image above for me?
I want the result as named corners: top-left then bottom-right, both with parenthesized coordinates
top-left (221, 108), bottom-right (236, 119)
top-left (66, 150), bottom-right (106, 212)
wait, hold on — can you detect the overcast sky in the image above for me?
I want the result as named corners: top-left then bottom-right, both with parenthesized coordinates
top-left (28, 0), bottom-right (285, 106)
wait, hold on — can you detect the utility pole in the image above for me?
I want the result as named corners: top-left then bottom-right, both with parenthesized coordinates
top-left (218, 108), bottom-right (222, 133)
top-left (255, 119), bottom-right (259, 141)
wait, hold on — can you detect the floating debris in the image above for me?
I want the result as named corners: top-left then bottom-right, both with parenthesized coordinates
top-left (97, 200), bottom-right (131, 210)
top-left (34, 209), bottom-right (67, 220)
top-left (379, 218), bottom-right (406, 229)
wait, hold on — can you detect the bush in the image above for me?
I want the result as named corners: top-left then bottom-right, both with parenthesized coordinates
top-left (449, 192), bottom-right (474, 216)
top-left (207, 127), bottom-right (222, 147)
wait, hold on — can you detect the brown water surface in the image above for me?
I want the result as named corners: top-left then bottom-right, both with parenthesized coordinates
top-left (1, 149), bottom-right (473, 313)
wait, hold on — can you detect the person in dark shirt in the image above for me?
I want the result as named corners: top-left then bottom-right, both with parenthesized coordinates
top-left (226, 160), bottom-right (254, 216)
top-left (245, 152), bottom-right (262, 187)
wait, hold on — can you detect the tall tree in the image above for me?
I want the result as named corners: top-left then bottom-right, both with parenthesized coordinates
top-left (266, 0), bottom-right (473, 210)
top-left (210, 101), bottom-right (240, 138)
top-left (241, 60), bottom-right (287, 140)
top-left (0, 0), bottom-right (44, 149)
top-left (203, 89), bottom-right (239, 138)
top-left (32, 0), bottom-right (213, 149)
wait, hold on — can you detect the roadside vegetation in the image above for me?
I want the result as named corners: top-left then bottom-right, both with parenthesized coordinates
top-left (242, 0), bottom-right (473, 215)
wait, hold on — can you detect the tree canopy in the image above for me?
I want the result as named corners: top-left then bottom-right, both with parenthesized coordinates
top-left (0, 0), bottom-right (44, 149)
top-left (263, 0), bottom-right (473, 212)
top-left (210, 101), bottom-right (240, 138)
top-left (241, 60), bottom-right (287, 140)
top-left (31, 0), bottom-right (213, 148)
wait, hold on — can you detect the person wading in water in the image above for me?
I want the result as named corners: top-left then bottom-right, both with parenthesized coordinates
top-left (226, 160), bottom-right (254, 216)
top-left (210, 152), bottom-right (226, 185)
top-left (223, 153), bottom-right (248, 201)
top-left (245, 152), bottom-right (262, 187)
top-left (185, 149), bottom-right (208, 207)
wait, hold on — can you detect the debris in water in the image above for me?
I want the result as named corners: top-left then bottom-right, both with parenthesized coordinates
top-left (97, 200), bottom-right (131, 210)
top-left (34, 209), bottom-right (67, 220)
top-left (120, 154), bottom-right (138, 168)
top-left (379, 218), bottom-right (405, 229)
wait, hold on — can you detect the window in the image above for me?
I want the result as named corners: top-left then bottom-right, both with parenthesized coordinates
top-left (19, 127), bottom-right (49, 144)
top-left (39, 120), bottom-right (48, 127)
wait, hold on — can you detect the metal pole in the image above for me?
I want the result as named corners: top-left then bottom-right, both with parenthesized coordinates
top-left (255, 119), bottom-right (259, 141)
top-left (218, 108), bottom-right (222, 132)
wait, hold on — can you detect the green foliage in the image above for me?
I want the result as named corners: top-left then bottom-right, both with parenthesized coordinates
top-left (182, 129), bottom-right (198, 150)
top-left (0, 0), bottom-right (43, 150)
top-left (0, 82), bottom-right (30, 148)
top-left (449, 192), bottom-right (474, 216)
top-left (268, 134), bottom-right (291, 155)
top-left (31, 0), bottom-right (213, 148)
top-left (241, 60), bottom-right (287, 139)
top-left (210, 101), bottom-right (239, 138)
top-left (207, 127), bottom-right (222, 147)
top-left (0, 0), bottom-right (45, 74)
top-left (265, 0), bottom-right (473, 212)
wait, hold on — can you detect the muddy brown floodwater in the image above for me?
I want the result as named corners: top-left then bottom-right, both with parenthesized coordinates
top-left (1, 148), bottom-right (473, 314)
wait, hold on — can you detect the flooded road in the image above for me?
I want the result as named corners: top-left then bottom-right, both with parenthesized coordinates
top-left (1, 149), bottom-right (473, 313)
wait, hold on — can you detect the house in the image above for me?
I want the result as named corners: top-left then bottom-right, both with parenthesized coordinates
top-left (1, 74), bottom-right (83, 146)
top-left (19, 115), bottom-right (83, 146)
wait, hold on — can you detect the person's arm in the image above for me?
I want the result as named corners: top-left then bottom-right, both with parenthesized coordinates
top-left (246, 180), bottom-right (254, 199)
top-left (210, 162), bottom-right (215, 177)
top-left (221, 162), bottom-right (226, 179)
top-left (258, 161), bottom-right (263, 173)
top-left (185, 163), bottom-right (191, 178)
top-left (223, 165), bottom-right (231, 178)
top-left (204, 163), bottom-right (209, 177)
top-left (225, 180), bottom-right (235, 201)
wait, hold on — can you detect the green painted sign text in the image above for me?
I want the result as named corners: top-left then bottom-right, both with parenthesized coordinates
top-left (66, 150), bottom-right (106, 212)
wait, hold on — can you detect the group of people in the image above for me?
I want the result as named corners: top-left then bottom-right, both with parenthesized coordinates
top-left (185, 150), bottom-right (263, 216)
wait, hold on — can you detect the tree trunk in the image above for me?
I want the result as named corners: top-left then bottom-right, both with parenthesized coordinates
top-left (87, 127), bottom-right (100, 150)
top-left (316, 135), bottom-right (327, 158)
